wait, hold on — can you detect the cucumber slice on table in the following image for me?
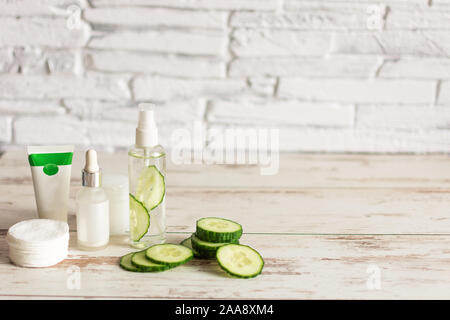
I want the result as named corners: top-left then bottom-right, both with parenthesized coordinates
top-left (180, 237), bottom-right (208, 259)
top-left (191, 234), bottom-right (239, 258)
top-left (145, 244), bottom-right (193, 267)
top-left (196, 217), bottom-right (243, 243)
top-left (136, 165), bottom-right (165, 211)
top-left (129, 194), bottom-right (150, 241)
top-left (119, 252), bottom-right (141, 272)
top-left (216, 244), bottom-right (264, 279)
top-left (131, 251), bottom-right (170, 272)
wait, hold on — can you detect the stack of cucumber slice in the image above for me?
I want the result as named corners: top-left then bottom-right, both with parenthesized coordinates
top-left (120, 217), bottom-right (264, 278)
top-left (120, 244), bottom-right (193, 272)
top-left (181, 217), bottom-right (264, 278)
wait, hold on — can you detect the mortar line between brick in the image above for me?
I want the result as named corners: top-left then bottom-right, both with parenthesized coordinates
top-left (9, 116), bottom-right (15, 145)
top-left (273, 77), bottom-right (280, 97)
top-left (434, 80), bottom-right (442, 106)
top-left (373, 57), bottom-right (386, 78)
top-left (224, 11), bottom-right (238, 79)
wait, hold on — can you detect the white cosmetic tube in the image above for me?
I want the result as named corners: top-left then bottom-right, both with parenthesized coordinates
top-left (27, 145), bottom-right (74, 222)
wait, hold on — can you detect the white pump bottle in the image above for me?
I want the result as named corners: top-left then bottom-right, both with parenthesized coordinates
top-left (76, 149), bottom-right (110, 251)
top-left (128, 103), bottom-right (166, 248)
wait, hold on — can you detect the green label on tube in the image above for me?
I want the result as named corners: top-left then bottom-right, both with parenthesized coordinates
top-left (28, 152), bottom-right (73, 176)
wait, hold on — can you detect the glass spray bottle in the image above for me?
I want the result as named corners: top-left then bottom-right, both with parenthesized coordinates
top-left (128, 103), bottom-right (166, 248)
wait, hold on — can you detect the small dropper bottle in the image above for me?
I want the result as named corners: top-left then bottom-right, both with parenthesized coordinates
top-left (76, 149), bottom-right (110, 251)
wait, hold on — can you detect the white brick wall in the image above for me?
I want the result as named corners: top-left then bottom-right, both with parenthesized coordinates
top-left (1, 1), bottom-right (450, 153)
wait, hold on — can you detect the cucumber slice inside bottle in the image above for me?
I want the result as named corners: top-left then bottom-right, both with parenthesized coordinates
top-left (131, 251), bottom-right (170, 272)
top-left (135, 165), bottom-right (165, 211)
top-left (119, 252), bottom-right (141, 272)
top-left (129, 194), bottom-right (150, 241)
top-left (145, 244), bottom-right (193, 267)
top-left (196, 217), bottom-right (243, 243)
top-left (216, 244), bottom-right (264, 279)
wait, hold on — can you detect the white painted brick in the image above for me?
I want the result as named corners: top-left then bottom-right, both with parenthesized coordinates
top-left (0, 74), bottom-right (131, 100)
top-left (277, 128), bottom-right (450, 153)
top-left (208, 100), bottom-right (354, 127)
top-left (10, 47), bottom-right (47, 74)
top-left (229, 56), bottom-right (380, 78)
top-left (0, 17), bottom-right (90, 48)
top-left (0, 116), bottom-right (12, 143)
top-left (14, 116), bottom-right (88, 145)
top-left (85, 8), bottom-right (227, 29)
top-left (206, 125), bottom-right (450, 153)
top-left (90, 0), bottom-right (279, 11)
top-left (0, 100), bottom-right (65, 115)
top-left (275, 128), bottom-right (382, 152)
top-left (231, 29), bottom-right (332, 57)
top-left (0, 48), bottom-right (81, 75)
top-left (331, 31), bottom-right (450, 56)
top-left (278, 78), bottom-right (436, 104)
top-left (231, 5), bottom-right (367, 30)
top-left (64, 99), bottom-right (131, 119)
top-left (331, 32), bottom-right (385, 55)
top-left (356, 105), bottom-right (450, 130)
top-left (0, 0), bottom-right (87, 16)
top-left (87, 51), bottom-right (225, 78)
top-left (133, 76), bottom-right (247, 101)
top-left (64, 99), bottom-right (205, 125)
top-left (247, 78), bottom-right (277, 96)
top-left (386, 6), bottom-right (450, 29)
top-left (47, 50), bottom-right (83, 75)
top-left (284, 0), bottom-right (428, 11)
top-left (89, 30), bottom-right (226, 56)
top-left (437, 82), bottom-right (450, 105)
top-left (0, 49), bottom-right (13, 73)
top-left (87, 120), bottom-right (134, 147)
top-left (379, 58), bottom-right (450, 79)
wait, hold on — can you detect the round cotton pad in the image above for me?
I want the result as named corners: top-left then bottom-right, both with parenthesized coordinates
top-left (7, 219), bottom-right (70, 268)
top-left (8, 219), bottom-right (69, 244)
top-left (9, 249), bottom-right (67, 268)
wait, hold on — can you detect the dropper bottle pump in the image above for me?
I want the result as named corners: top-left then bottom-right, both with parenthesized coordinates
top-left (76, 149), bottom-right (110, 251)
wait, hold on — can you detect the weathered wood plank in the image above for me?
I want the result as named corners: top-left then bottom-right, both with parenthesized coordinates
top-left (1, 232), bottom-right (450, 299)
top-left (2, 151), bottom-right (450, 189)
top-left (1, 184), bottom-right (450, 234)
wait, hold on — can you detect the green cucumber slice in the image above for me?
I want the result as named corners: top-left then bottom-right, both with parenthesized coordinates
top-left (119, 252), bottom-right (141, 272)
top-left (136, 165), bottom-right (165, 211)
top-left (145, 244), bottom-right (193, 267)
top-left (216, 244), bottom-right (264, 279)
top-left (180, 237), bottom-right (209, 259)
top-left (191, 234), bottom-right (239, 258)
top-left (196, 217), bottom-right (243, 243)
top-left (129, 194), bottom-right (150, 241)
top-left (131, 251), bottom-right (170, 272)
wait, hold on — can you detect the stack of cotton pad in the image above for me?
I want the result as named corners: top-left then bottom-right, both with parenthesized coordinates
top-left (7, 219), bottom-right (69, 268)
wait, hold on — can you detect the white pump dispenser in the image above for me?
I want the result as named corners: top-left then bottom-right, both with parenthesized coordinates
top-left (136, 103), bottom-right (158, 148)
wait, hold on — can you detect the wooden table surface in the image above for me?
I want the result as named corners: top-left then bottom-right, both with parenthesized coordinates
top-left (1, 151), bottom-right (450, 299)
